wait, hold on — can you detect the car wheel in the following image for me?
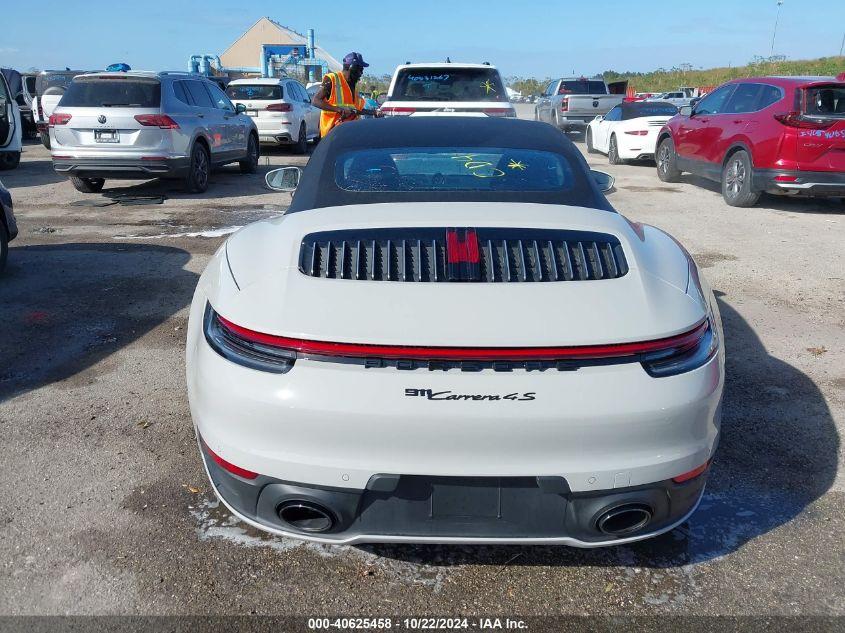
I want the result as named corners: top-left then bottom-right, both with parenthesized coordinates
top-left (721, 150), bottom-right (761, 207)
top-left (69, 176), bottom-right (105, 193)
top-left (608, 135), bottom-right (623, 165)
top-left (292, 122), bottom-right (307, 154)
top-left (656, 137), bottom-right (682, 182)
top-left (185, 143), bottom-right (210, 193)
top-left (0, 152), bottom-right (21, 170)
top-left (40, 133), bottom-right (51, 150)
top-left (0, 221), bottom-right (8, 274)
top-left (239, 134), bottom-right (259, 174)
top-left (586, 129), bottom-right (597, 154)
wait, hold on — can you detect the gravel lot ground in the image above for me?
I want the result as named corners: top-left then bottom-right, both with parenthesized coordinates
top-left (1, 106), bottom-right (843, 618)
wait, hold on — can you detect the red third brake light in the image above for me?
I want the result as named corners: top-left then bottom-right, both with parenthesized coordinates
top-left (774, 112), bottom-right (835, 130)
top-left (49, 113), bottom-right (71, 126)
top-left (266, 102), bottom-right (293, 112)
top-left (134, 114), bottom-right (180, 129)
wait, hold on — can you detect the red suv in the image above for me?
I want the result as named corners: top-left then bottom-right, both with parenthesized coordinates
top-left (655, 75), bottom-right (845, 206)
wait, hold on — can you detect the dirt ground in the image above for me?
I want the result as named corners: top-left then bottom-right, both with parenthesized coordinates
top-left (0, 108), bottom-right (843, 619)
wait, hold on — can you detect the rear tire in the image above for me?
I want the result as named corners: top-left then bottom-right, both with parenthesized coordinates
top-left (721, 150), bottom-right (761, 207)
top-left (656, 137), bottom-right (682, 182)
top-left (0, 221), bottom-right (8, 275)
top-left (185, 143), bottom-right (210, 193)
top-left (608, 135), bottom-right (623, 165)
top-left (0, 152), bottom-right (21, 170)
top-left (291, 122), bottom-right (307, 154)
top-left (239, 134), bottom-right (259, 174)
top-left (40, 133), bottom-right (51, 150)
top-left (586, 129), bottom-right (598, 154)
top-left (69, 176), bottom-right (105, 193)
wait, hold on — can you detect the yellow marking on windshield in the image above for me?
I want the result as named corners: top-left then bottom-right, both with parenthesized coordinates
top-left (480, 80), bottom-right (497, 95)
top-left (507, 159), bottom-right (527, 171)
top-left (451, 154), bottom-right (505, 178)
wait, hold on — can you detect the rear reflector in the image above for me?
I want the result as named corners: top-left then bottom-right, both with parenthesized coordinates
top-left (215, 313), bottom-right (710, 362)
top-left (381, 106), bottom-right (416, 116)
top-left (774, 174), bottom-right (798, 182)
top-left (49, 113), bottom-right (71, 126)
top-left (266, 102), bottom-right (293, 112)
top-left (672, 460), bottom-right (711, 483)
top-left (774, 112), bottom-right (835, 130)
top-left (134, 114), bottom-right (179, 129)
top-left (202, 439), bottom-right (258, 480)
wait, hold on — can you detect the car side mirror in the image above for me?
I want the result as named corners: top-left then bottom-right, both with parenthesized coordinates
top-left (591, 169), bottom-right (615, 193)
top-left (679, 105), bottom-right (693, 116)
top-left (235, 103), bottom-right (247, 114)
top-left (266, 167), bottom-right (302, 192)
top-left (594, 114), bottom-right (604, 121)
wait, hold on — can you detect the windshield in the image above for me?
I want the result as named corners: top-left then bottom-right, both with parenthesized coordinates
top-left (35, 72), bottom-right (85, 95)
top-left (59, 78), bottom-right (161, 108)
top-left (391, 68), bottom-right (507, 102)
top-left (621, 102), bottom-right (678, 119)
top-left (336, 147), bottom-right (573, 193)
top-left (560, 80), bottom-right (607, 94)
top-left (227, 84), bottom-right (282, 100)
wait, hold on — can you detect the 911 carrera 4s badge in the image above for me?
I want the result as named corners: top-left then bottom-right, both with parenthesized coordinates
top-left (405, 388), bottom-right (536, 401)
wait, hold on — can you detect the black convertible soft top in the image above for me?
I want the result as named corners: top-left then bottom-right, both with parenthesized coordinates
top-left (287, 117), bottom-right (615, 213)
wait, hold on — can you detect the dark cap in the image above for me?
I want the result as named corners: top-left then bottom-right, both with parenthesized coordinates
top-left (342, 52), bottom-right (369, 68)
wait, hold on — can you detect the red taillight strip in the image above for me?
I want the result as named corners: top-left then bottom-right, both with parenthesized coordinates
top-left (202, 439), bottom-right (258, 480)
top-left (672, 459), bottom-right (712, 483)
top-left (216, 315), bottom-right (709, 362)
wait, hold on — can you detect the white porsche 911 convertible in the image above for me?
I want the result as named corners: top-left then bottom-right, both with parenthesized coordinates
top-left (586, 101), bottom-right (678, 164)
top-left (186, 117), bottom-right (724, 546)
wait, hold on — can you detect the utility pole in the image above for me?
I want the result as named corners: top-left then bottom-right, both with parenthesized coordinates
top-left (770, 0), bottom-right (784, 58)
top-left (840, 31), bottom-right (844, 56)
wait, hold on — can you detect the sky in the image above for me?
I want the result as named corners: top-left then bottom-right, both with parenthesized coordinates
top-left (2, 0), bottom-right (844, 78)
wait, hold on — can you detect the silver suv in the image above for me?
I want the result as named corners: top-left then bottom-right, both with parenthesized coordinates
top-left (49, 71), bottom-right (259, 193)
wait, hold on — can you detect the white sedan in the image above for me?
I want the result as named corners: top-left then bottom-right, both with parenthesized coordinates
top-left (586, 101), bottom-right (678, 164)
top-left (186, 116), bottom-right (723, 546)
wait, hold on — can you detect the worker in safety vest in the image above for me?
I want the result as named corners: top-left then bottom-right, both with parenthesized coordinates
top-left (312, 52), bottom-right (382, 137)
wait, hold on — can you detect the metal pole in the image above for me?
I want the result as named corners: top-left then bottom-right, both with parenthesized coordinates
top-left (840, 31), bottom-right (845, 56)
top-left (770, 0), bottom-right (783, 58)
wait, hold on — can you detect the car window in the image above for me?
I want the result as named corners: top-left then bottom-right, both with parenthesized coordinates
top-left (694, 85), bottom-right (735, 115)
top-left (544, 81), bottom-right (556, 96)
top-left (559, 80), bottom-right (606, 94)
top-left (336, 147), bottom-right (574, 193)
top-left (605, 106), bottom-right (621, 121)
top-left (725, 83), bottom-right (763, 114)
top-left (227, 84), bottom-right (283, 100)
top-left (803, 85), bottom-right (845, 117)
top-left (391, 67), bottom-right (507, 103)
top-left (207, 82), bottom-right (235, 111)
top-left (0, 75), bottom-right (8, 101)
top-left (173, 81), bottom-right (193, 106)
top-left (185, 81), bottom-right (214, 108)
top-left (293, 83), bottom-right (308, 102)
top-left (59, 78), bottom-right (161, 108)
top-left (757, 85), bottom-right (782, 109)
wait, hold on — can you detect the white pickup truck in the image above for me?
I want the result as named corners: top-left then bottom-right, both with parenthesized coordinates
top-left (535, 77), bottom-right (628, 133)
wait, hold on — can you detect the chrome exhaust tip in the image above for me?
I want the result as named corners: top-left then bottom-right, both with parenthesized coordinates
top-left (596, 504), bottom-right (653, 536)
top-left (277, 500), bottom-right (335, 533)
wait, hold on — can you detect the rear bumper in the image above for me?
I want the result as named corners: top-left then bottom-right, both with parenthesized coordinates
top-left (754, 169), bottom-right (845, 196)
top-left (200, 437), bottom-right (708, 546)
top-left (52, 155), bottom-right (190, 180)
top-left (557, 116), bottom-right (593, 129)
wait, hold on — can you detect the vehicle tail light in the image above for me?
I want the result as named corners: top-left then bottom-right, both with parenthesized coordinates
top-left (204, 305), bottom-right (296, 374)
top-left (206, 303), bottom-right (715, 376)
top-left (380, 106), bottom-right (415, 116)
top-left (624, 130), bottom-right (648, 136)
top-left (640, 318), bottom-right (718, 378)
top-left (201, 438), bottom-right (259, 480)
top-left (672, 459), bottom-right (711, 483)
top-left (266, 102), bottom-right (292, 112)
top-left (560, 98), bottom-right (569, 112)
top-left (774, 112), bottom-right (835, 130)
top-left (48, 113), bottom-right (71, 126)
top-left (774, 174), bottom-right (798, 182)
top-left (134, 114), bottom-right (179, 129)
top-left (483, 108), bottom-right (516, 117)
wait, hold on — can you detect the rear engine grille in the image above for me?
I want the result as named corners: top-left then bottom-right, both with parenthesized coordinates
top-left (299, 228), bottom-right (628, 282)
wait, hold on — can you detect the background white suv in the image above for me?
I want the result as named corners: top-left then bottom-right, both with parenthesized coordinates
top-left (380, 63), bottom-right (515, 118)
top-left (227, 78), bottom-right (319, 153)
